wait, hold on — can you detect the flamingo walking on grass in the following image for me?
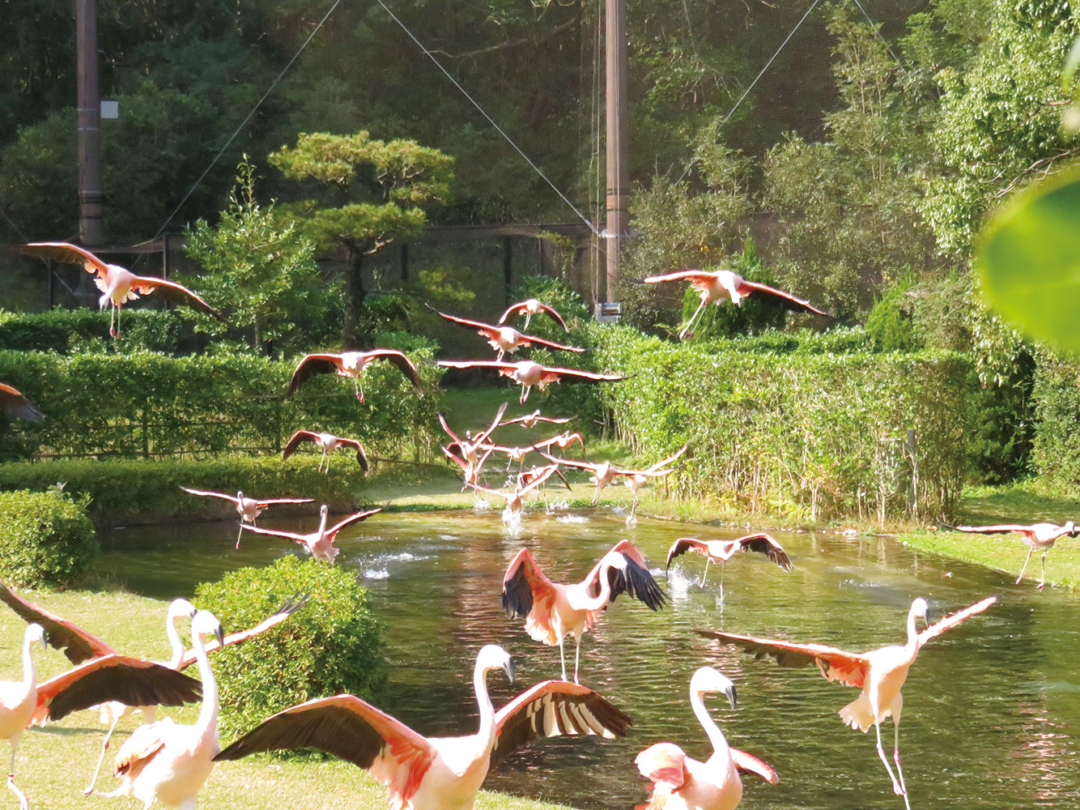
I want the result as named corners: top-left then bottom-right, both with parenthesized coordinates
top-left (0, 624), bottom-right (47, 810)
top-left (502, 540), bottom-right (666, 682)
top-left (696, 595), bottom-right (997, 809)
top-left (214, 644), bottom-right (630, 810)
top-left (666, 534), bottom-right (794, 599)
top-left (180, 488), bottom-right (315, 548)
top-left (951, 521), bottom-right (1078, 589)
top-left (636, 667), bottom-right (779, 810)
top-left (239, 504), bottom-right (382, 563)
top-left (287, 350), bottom-right (423, 402)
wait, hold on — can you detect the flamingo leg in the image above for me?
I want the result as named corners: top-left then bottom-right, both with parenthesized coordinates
top-left (523, 313), bottom-right (533, 331)
top-left (1038, 550), bottom-right (1049, 591)
top-left (519, 384), bottom-right (531, 404)
top-left (679, 295), bottom-right (710, 340)
top-left (699, 557), bottom-right (711, 588)
top-left (892, 715), bottom-right (910, 809)
top-left (573, 635), bottom-right (582, 685)
top-left (718, 562), bottom-right (725, 603)
top-left (235, 522), bottom-right (245, 550)
top-left (83, 715), bottom-right (122, 795)
top-left (558, 637), bottom-right (568, 682)
top-left (873, 718), bottom-right (906, 799)
top-left (7, 746), bottom-right (26, 810)
top-left (1015, 546), bottom-right (1035, 585)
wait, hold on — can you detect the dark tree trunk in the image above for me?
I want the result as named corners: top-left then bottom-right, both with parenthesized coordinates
top-left (341, 251), bottom-right (366, 349)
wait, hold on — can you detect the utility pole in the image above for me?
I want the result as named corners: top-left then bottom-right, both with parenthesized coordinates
top-left (603, 0), bottom-right (629, 303)
top-left (77, 0), bottom-right (104, 246)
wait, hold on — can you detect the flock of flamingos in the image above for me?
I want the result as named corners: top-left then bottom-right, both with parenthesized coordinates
top-left (0, 241), bottom-right (1072, 810)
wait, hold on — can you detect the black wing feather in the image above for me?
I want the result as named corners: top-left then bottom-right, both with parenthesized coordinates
top-left (48, 663), bottom-right (202, 721)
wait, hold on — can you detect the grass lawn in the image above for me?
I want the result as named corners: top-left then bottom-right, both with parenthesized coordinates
top-left (0, 590), bottom-right (577, 810)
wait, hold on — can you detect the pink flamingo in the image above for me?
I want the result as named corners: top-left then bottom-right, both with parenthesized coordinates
top-left (697, 595), bottom-right (997, 809)
top-left (239, 504), bottom-right (382, 563)
top-left (543, 444), bottom-right (687, 515)
top-left (437, 360), bottom-right (624, 404)
top-left (666, 533), bottom-right (794, 597)
top-left (428, 307), bottom-right (583, 361)
top-left (498, 298), bottom-right (569, 331)
top-left (502, 539), bottom-right (666, 682)
top-left (636, 667), bottom-right (779, 810)
top-left (498, 409), bottom-right (573, 429)
top-left (287, 350), bottom-right (423, 402)
top-left (213, 644), bottom-right (630, 810)
top-left (952, 521), bottom-right (1078, 589)
top-left (282, 430), bottom-right (368, 474)
top-left (180, 488), bottom-right (315, 548)
top-left (472, 463), bottom-right (566, 521)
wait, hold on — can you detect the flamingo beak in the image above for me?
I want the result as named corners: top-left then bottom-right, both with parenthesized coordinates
top-left (724, 682), bottom-right (737, 709)
top-left (215, 625), bottom-right (225, 648)
top-left (502, 656), bottom-right (517, 684)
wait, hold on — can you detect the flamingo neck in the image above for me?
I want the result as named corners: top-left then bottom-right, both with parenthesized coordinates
top-left (473, 660), bottom-right (497, 750)
top-left (316, 509), bottom-right (329, 539)
top-left (22, 633), bottom-right (38, 693)
top-left (165, 612), bottom-right (186, 669)
top-left (905, 603), bottom-right (922, 656)
top-left (580, 555), bottom-right (617, 612)
top-left (193, 632), bottom-right (219, 743)
top-left (692, 688), bottom-right (731, 760)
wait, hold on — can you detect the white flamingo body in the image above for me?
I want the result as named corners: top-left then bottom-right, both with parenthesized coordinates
top-left (240, 504), bottom-right (382, 563)
top-left (498, 298), bottom-right (569, 332)
top-left (437, 360), bottom-right (623, 404)
top-left (953, 521), bottom-right (1078, 588)
top-left (0, 624), bottom-right (47, 810)
top-left (282, 430), bottom-right (368, 474)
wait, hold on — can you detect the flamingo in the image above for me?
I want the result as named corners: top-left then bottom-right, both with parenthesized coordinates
top-left (635, 667), bottom-right (779, 810)
top-left (17, 242), bottom-right (225, 337)
top-left (437, 360), bottom-right (624, 404)
top-left (439, 402), bottom-right (507, 472)
top-left (498, 409), bottom-right (573, 429)
top-left (666, 534), bottom-right (794, 598)
top-left (696, 595), bottom-right (998, 809)
top-left (0, 385), bottom-right (44, 422)
top-left (103, 610), bottom-right (225, 809)
top-left (443, 445), bottom-right (498, 493)
top-left (951, 521), bottom-right (1079, 589)
top-left (642, 268), bottom-right (831, 339)
top-left (542, 444), bottom-right (687, 512)
top-left (0, 624), bottom-right (47, 810)
top-left (180, 488), bottom-right (315, 548)
top-left (498, 298), bottom-right (569, 332)
top-left (480, 433), bottom-right (584, 472)
top-left (287, 350), bottom-right (423, 402)
top-left (213, 644), bottom-right (631, 810)
top-left (428, 307), bottom-right (584, 361)
top-left (472, 464), bottom-right (565, 523)
top-left (282, 430), bottom-right (368, 474)
top-left (502, 539), bottom-right (666, 682)
top-left (239, 504), bottom-right (382, 563)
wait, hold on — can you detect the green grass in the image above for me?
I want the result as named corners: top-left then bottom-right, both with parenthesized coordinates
top-left (0, 590), bottom-right (578, 810)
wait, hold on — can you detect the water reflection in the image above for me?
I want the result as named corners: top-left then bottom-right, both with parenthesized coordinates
top-left (95, 509), bottom-right (1080, 809)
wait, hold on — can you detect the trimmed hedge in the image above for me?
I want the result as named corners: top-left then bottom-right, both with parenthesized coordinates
top-left (578, 323), bottom-right (974, 524)
top-left (0, 489), bottom-right (98, 586)
top-left (0, 308), bottom-right (184, 354)
top-left (194, 555), bottom-right (387, 744)
top-left (0, 347), bottom-right (443, 462)
top-left (1030, 355), bottom-right (1080, 489)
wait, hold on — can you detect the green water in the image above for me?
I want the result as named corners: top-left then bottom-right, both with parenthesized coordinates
top-left (96, 506), bottom-right (1080, 809)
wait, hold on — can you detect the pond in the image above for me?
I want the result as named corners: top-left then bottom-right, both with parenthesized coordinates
top-left (94, 505), bottom-right (1080, 810)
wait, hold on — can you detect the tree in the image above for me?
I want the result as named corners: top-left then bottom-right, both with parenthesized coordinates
top-left (268, 131), bottom-right (454, 347)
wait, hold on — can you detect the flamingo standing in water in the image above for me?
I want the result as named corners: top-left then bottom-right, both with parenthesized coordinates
top-left (239, 504), bottom-right (382, 563)
top-left (951, 521), bottom-right (1079, 589)
top-left (642, 268), bottom-right (831, 339)
top-left (428, 307), bottom-right (583, 361)
top-left (636, 667), bottom-right (779, 810)
top-left (180, 488), bottom-right (315, 548)
top-left (214, 644), bottom-right (631, 810)
top-left (103, 610), bottom-right (225, 809)
top-left (438, 360), bottom-right (624, 404)
top-left (0, 385), bottom-right (44, 422)
top-left (17, 242), bottom-right (225, 337)
top-left (0, 624), bottom-right (47, 810)
top-left (499, 298), bottom-right (569, 332)
top-left (287, 350), bottom-right (423, 402)
top-left (666, 534), bottom-right (794, 598)
top-left (696, 595), bottom-right (997, 810)
top-left (282, 430), bottom-right (368, 474)
top-left (502, 540), bottom-right (666, 682)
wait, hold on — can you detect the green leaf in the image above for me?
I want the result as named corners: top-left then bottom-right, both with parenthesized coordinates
top-left (976, 163), bottom-right (1080, 354)
top-left (1063, 34), bottom-right (1080, 90)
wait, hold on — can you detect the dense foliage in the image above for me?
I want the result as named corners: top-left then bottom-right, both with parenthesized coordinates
top-left (0, 308), bottom-right (184, 354)
top-left (194, 555), bottom-right (387, 744)
top-left (0, 489), bottom-right (98, 587)
top-left (1030, 356), bottom-right (1080, 491)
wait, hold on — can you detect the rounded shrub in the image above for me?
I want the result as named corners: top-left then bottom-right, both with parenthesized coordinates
top-left (194, 555), bottom-right (388, 744)
top-left (0, 489), bottom-right (98, 587)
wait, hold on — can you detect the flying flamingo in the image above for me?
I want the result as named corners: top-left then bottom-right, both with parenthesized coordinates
top-left (282, 430), bottom-right (368, 474)
top-left (443, 445), bottom-right (497, 493)
top-left (542, 444), bottom-right (687, 512)
top-left (642, 268), bottom-right (831, 339)
top-left (498, 409), bottom-right (573, 429)
top-left (437, 360), bottom-right (624, 404)
top-left (428, 307), bottom-right (583, 361)
top-left (696, 595), bottom-right (997, 809)
top-left (0, 623), bottom-right (47, 810)
top-left (635, 667), bottom-right (779, 810)
top-left (180, 488), bottom-right (315, 548)
top-left (17, 242), bottom-right (225, 337)
top-left (439, 402), bottom-right (507, 471)
top-left (102, 610), bottom-right (225, 809)
top-left (666, 534), bottom-right (794, 598)
top-left (498, 298), bottom-right (569, 332)
top-left (213, 644), bottom-right (631, 810)
top-left (0, 385), bottom-right (44, 422)
top-left (239, 504), bottom-right (382, 563)
top-left (502, 539), bottom-right (666, 682)
top-left (480, 434), bottom-right (584, 472)
top-left (951, 521), bottom-right (1079, 589)
top-left (287, 350), bottom-right (423, 402)
top-left (472, 464), bottom-right (565, 523)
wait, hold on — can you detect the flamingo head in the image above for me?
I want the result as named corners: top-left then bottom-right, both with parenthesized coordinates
top-left (167, 598), bottom-right (198, 621)
top-left (476, 644), bottom-right (516, 683)
top-left (691, 666), bottom-right (737, 709)
top-left (1065, 520), bottom-right (1078, 537)
top-left (192, 610), bottom-right (225, 649)
top-left (911, 597), bottom-right (930, 627)
top-left (26, 623), bottom-right (48, 651)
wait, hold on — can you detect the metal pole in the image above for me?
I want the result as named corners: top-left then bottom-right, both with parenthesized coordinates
top-left (604, 0), bottom-right (629, 303)
top-left (77, 0), bottom-right (104, 246)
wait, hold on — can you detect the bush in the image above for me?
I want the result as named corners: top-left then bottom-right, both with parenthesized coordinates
top-left (0, 308), bottom-right (184, 354)
top-left (194, 555), bottom-right (387, 744)
top-left (1031, 355), bottom-right (1080, 489)
top-left (0, 489), bottom-right (98, 587)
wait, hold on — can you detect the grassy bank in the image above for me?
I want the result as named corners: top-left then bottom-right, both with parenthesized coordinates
top-left (0, 590), bottom-right (577, 810)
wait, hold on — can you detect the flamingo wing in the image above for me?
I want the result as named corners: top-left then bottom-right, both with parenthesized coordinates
top-left (954, 524), bottom-right (1034, 536)
top-left (641, 269), bottom-right (719, 285)
top-left (730, 747), bottom-right (780, 784)
top-left (367, 350), bottom-right (424, 397)
top-left (437, 360), bottom-right (516, 372)
top-left (441, 445), bottom-right (470, 476)
top-left (282, 430), bottom-right (320, 460)
top-left (583, 542), bottom-right (666, 610)
top-left (255, 496), bottom-right (316, 507)
top-left (327, 507), bottom-right (383, 536)
top-left (287, 354), bottom-right (344, 397)
top-left (18, 241), bottom-right (110, 276)
top-left (538, 366), bottom-right (625, 383)
top-left (238, 524), bottom-right (307, 546)
top-left (0, 383), bottom-right (45, 421)
top-left (474, 401), bottom-right (510, 446)
top-left (491, 680), bottom-right (631, 766)
top-left (635, 742), bottom-right (690, 789)
top-left (665, 538), bottom-right (709, 569)
top-left (735, 533), bottom-right (795, 572)
top-left (34, 654), bottom-right (203, 724)
top-left (519, 333), bottom-right (584, 353)
top-left (214, 694), bottom-right (436, 800)
top-left (177, 594), bottom-right (307, 671)
top-left (918, 595), bottom-right (997, 645)
top-left (180, 487), bottom-right (240, 505)
top-left (501, 548), bottom-right (556, 619)
top-left (646, 443), bottom-right (689, 473)
top-left (337, 437), bottom-right (369, 472)
top-left (739, 279), bottom-right (832, 317)
top-left (437, 411), bottom-right (463, 445)
top-left (128, 275), bottom-right (226, 320)
top-left (0, 581), bottom-right (115, 664)
top-left (114, 720), bottom-right (170, 777)
top-left (539, 453), bottom-right (601, 473)
top-left (427, 306), bottom-right (501, 339)
top-left (516, 464), bottom-right (560, 496)
top-left (695, 629), bottom-right (869, 688)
